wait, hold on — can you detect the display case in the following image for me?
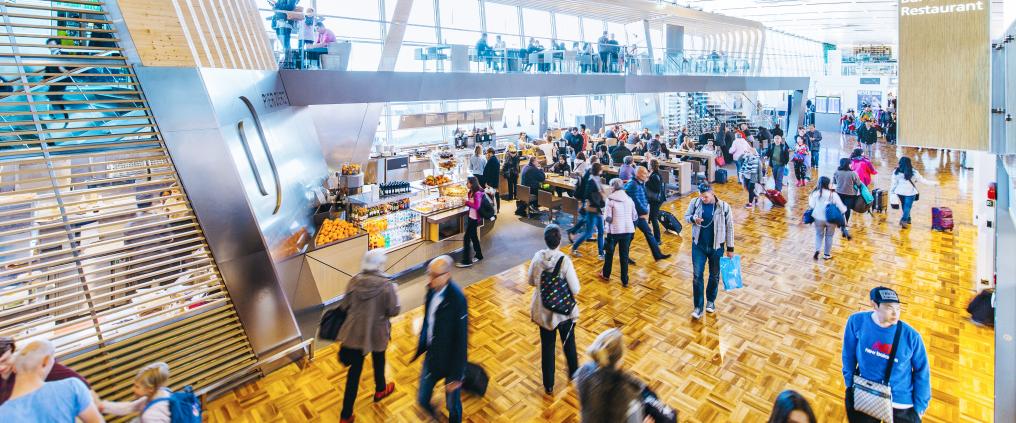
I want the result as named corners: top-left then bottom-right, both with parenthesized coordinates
top-left (360, 208), bottom-right (422, 250)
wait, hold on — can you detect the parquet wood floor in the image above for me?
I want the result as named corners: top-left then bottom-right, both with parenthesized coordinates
top-left (206, 136), bottom-right (993, 422)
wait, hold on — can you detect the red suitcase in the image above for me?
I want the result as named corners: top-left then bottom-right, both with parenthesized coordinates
top-left (932, 207), bottom-right (954, 231)
top-left (765, 189), bottom-right (787, 207)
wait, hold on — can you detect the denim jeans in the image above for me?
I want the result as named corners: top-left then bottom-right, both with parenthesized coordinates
top-left (772, 165), bottom-right (786, 190)
top-left (602, 233), bottom-right (633, 285)
top-left (900, 194), bottom-right (916, 224)
top-left (567, 208), bottom-right (587, 235)
top-left (810, 149), bottom-right (820, 168)
top-left (691, 244), bottom-right (722, 310)
top-left (571, 213), bottom-right (604, 256)
top-left (539, 319), bottom-right (578, 391)
top-left (814, 220), bottom-right (836, 255)
top-left (341, 349), bottom-right (386, 419)
top-left (634, 218), bottom-right (664, 259)
top-left (418, 359), bottom-right (463, 423)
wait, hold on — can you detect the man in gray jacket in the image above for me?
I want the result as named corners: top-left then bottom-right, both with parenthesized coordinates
top-left (805, 123), bottom-right (823, 169)
top-left (684, 183), bottom-right (735, 319)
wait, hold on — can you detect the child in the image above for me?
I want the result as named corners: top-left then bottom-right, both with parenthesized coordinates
top-left (99, 362), bottom-right (172, 422)
top-left (792, 136), bottom-right (810, 187)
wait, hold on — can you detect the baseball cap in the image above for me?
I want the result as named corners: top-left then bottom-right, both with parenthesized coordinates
top-left (698, 182), bottom-right (712, 193)
top-left (870, 286), bottom-right (902, 305)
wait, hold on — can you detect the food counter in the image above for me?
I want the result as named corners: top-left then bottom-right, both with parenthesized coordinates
top-left (290, 176), bottom-right (495, 309)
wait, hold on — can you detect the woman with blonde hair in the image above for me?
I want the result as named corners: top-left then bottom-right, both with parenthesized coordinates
top-left (573, 329), bottom-right (652, 423)
top-left (98, 362), bottom-right (172, 422)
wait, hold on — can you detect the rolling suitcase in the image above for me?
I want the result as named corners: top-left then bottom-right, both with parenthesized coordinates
top-left (713, 169), bottom-right (728, 184)
top-left (765, 189), bottom-right (787, 207)
top-left (870, 188), bottom-right (888, 213)
top-left (659, 210), bottom-right (683, 235)
top-left (932, 207), bottom-right (954, 231)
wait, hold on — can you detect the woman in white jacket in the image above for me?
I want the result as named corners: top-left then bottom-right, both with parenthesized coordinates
top-left (890, 156), bottom-right (936, 228)
top-left (808, 176), bottom-right (848, 260)
top-left (728, 134), bottom-right (753, 183)
top-left (528, 224), bottom-right (580, 395)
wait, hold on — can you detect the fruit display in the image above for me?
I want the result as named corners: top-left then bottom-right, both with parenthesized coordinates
top-left (361, 218), bottom-right (388, 233)
top-left (362, 209), bottom-right (421, 250)
top-left (341, 163), bottom-right (361, 175)
top-left (378, 181), bottom-right (411, 197)
top-left (349, 198), bottom-right (411, 223)
top-left (423, 175), bottom-right (452, 186)
top-left (314, 218), bottom-right (358, 246)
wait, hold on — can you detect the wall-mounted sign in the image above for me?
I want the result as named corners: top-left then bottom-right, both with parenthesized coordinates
top-left (860, 77), bottom-right (881, 85)
top-left (397, 109), bottom-right (504, 130)
top-left (857, 90), bottom-right (883, 110)
top-left (898, 0), bottom-right (989, 150)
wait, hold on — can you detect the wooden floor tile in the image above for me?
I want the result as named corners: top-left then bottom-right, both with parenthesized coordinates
top-left (205, 136), bottom-right (993, 422)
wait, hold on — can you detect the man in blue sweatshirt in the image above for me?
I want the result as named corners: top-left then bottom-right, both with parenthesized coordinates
top-left (842, 287), bottom-right (931, 423)
top-left (624, 167), bottom-right (670, 262)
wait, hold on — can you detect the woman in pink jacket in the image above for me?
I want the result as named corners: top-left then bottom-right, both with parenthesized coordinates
top-left (849, 148), bottom-right (877, 186)
top-left (457, 176), bottom-right (485, 268)
top-left (599, 178), bottom-right (638, 287)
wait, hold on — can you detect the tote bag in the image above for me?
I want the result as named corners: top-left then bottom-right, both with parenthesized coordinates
top-left (720, 255), bottom-right (743, 291)
top-left (852, 324), bottom-right (903, 422)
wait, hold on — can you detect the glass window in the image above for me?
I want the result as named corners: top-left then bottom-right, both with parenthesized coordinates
top-left (554, 14), bottom-right (581, 44)
top-left (485, 3), bottom-right (519, 37)
top-left (442, 29), bottom-right (482, 46)
top-left (386, 0), bottom-right (434, 26)
top-left (562, 96), bottom-right (587, 126)
top-left (582, 18), bottom-right (604, 43)
top-left (348, 42), bottom-right (383, 71)
top-left (403, 25), bottom-right (438, 44)
top-left (439, 0), bottom-right (481, 30)
top-left (521, 8), bottom-right (552, 40)
top-left (328, 18), bottom-right (381, 40)
top-left (318, 1), bottom-right (379, 21)
top-left (606, 22), bottom-right (626, 45)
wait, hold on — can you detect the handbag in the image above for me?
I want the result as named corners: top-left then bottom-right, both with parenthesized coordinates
top-left (719, 255), bottom-right (743, 291)
top-left (852, 323), bottom-right (903, 422)
top-left (318, 305), bottom-right (347, 341)
top-left (825, 202), bottom-right (845, 226)
top-left (641, 386), bottom-right (678, 423)
top-left (909, 180), bottom-right (920, 202)
top-left (803, 208), bottom-right (815, 224)
top-left (715, 155), bottom-right (726, 167)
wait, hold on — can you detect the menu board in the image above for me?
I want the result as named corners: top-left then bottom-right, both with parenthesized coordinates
top-left (898, 0), bottom-right (989, 150)
top-left (396, 109), bottom-right (504, 129)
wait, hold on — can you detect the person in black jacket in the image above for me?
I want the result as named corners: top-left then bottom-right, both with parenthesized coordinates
top-left (609, 143), bottom-right (632, 166)
top-left (857, 120), bottom-right (877, 156)
top-left (772, 123), bottom-right (784, 138)
top-left (501, 146), bottom-right (522, 200)
top-left (521, 156), bottom-right (546, 209)
top-left (569, 163), bottom-right (606, 258)
top-left (415, 256), bottom-right (468, 423)
top-left (645, 159), bottom-right (666, 244)
top-left (482, 148), bottom-right (501, 210)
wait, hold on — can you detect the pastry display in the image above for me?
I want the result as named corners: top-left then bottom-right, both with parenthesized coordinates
top-left (423, 175), bottom-right (452, 186)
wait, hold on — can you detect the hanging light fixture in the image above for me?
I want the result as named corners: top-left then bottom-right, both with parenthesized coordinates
top-left (553, 114), bottom-right (559, 125)
top-left (503, 119), bottom-right (508, 129)
top-left (530, 108), bottom-right (535, 126)
top-left (516, 116), bottom-right (522, 127)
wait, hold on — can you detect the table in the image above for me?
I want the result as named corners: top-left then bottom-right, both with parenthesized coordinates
top-left (544, 174), bottom-right (577, 191)
top-left (667, 150), bottom-right (717, 182)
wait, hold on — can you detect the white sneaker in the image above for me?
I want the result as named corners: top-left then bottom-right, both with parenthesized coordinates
top-left (705, 302), bottom-right (716, 313)
top-left (691, 308), bottom-right (704, 319)
top-left (455, 262), bottom-right (472, 268)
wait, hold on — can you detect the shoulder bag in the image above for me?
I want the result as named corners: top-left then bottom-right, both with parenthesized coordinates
top-left (852, 323), bottom-right (903, 422)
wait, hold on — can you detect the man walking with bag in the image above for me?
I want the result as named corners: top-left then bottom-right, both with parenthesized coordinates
top-left (683, 183), bottom-right (735, 320)
top-left (764, 135), bottom-right (791, 191)
top-left (842, 287), bottom-right (931, 423)
top-left (415, 256), bottom-right (469, 423)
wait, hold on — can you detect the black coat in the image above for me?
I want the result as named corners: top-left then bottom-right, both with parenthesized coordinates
top-left (645, 172), bottom-right (665, 205)
top-left (482, 156), bottom-right (501, 189)
top-left (521, 164), bottom-right (546, 193)
top-left (858, 125), bottom-right (877, 145)
top-left (414, 282), bottom-right (468, 381)
top-left (609, 144), bottom-right (632, 165)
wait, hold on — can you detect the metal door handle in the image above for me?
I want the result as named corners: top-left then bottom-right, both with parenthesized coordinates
top-left (239, 95), bottom-right (282, 215)
top-left (236, 120), bottom-right (269, 196)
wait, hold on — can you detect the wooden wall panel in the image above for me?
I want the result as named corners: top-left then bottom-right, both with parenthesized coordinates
top-left (118, 0), bottom-right (276, 70)
top-left (898, 0), bottom-right (990, 150)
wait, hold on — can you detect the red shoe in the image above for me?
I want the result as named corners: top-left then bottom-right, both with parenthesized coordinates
top-left (340, 417), bottom-right (355, 423)
top-left (374, 383), bottom-right (395, 402)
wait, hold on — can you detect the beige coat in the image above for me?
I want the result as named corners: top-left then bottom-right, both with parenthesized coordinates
top-left (337, 271), bottom-right (401, 352)
top-left (528, 248), bottom-right (580, 331)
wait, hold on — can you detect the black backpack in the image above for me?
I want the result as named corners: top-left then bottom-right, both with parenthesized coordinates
top-left (539, 256), bottom-right (575, 315)
top-left (574, 172), bottom-right (589, 201)
top-left (478, 193), bottom-right (496, 219)
top-left (967, 288), bottom-right (994, 326)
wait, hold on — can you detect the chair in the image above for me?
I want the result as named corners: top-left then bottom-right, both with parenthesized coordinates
top-left (560, 196), bottom-right (580, 226)
top-left (537, 190), bottom-right (562, 223)
top-left (660, 169), bottom-right (678, 198)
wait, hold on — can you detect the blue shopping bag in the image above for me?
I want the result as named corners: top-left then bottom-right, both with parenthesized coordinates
top-left (856, 183), bottom-right (873, 204)
top-left (720, 255), bottom-right (743, 291)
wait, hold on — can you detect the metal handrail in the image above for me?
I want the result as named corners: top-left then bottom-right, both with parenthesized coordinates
top-left (0, 50), bottom-right (124, 103)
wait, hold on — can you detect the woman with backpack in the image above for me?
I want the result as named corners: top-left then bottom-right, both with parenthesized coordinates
top-left (502, 145), bottom-right (521, 200)
top-left (849, 148), bottom-right (877, 187)
top-left (808, 176), bottom-right (848, 260)
top-left (832, 158), bottom-right (862, 237)
top-left (335, 249), bottom-right (399, 423)
top-left (98, 362), bottom-right (172, 422)
top-left (890, 156), bottom-right (936, 228)
top-left (456, 177), bottom-right (485, 268)
top-left (570, 163), bottom-right (606, 259)
top-left (528, 225), bottom-right (580, 395)
top-left (645, 159), bottom-right (666, 243)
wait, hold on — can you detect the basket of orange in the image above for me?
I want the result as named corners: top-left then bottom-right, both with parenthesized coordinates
top-left (314, 218), bottom-right (359, 247)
